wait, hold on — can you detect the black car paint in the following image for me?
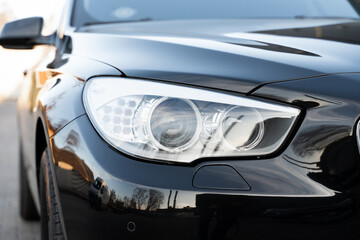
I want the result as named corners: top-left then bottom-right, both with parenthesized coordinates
top-left (47, 74), bottom-right (360, 239)
top-left (13, 3), bottom-right (360, 240)
top-left (75, 19), bottom-right (360, 93)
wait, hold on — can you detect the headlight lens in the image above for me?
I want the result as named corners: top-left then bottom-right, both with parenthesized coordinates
top-left (83, 77), bottom-right (300, 163)
top-left (149, 98), bottom-right (201, 151)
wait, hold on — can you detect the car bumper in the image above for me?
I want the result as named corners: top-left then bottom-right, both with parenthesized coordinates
top-left (50, 88), bottom-right (360, 240)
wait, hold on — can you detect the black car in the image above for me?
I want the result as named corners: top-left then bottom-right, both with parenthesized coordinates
top-left (1, 0), bottom-right (360, 239)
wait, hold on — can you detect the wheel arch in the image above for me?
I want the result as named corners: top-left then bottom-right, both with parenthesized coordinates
top-left (35, 117), bottom-right (47, 188)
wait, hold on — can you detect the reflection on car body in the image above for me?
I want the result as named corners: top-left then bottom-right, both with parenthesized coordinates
top-left (89, 177), bottom-right (110, 208)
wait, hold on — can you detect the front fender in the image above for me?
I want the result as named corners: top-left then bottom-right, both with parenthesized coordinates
top-left (17, 55), bottom-right (120, 212)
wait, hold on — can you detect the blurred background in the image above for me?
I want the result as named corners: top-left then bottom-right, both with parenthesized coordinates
top-left (0, 0), bottom-right (63, 102)
top-left (0, 0), bottom-right (63, 239)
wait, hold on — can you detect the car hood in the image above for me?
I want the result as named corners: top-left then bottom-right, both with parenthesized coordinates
top-left (70, 19), bottom-right (360, 93)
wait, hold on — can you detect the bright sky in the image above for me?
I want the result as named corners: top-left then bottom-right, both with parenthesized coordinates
top-left (0, 0), bottom-right (65, 102)
top-left (2, 0), bottom-right (63, 19)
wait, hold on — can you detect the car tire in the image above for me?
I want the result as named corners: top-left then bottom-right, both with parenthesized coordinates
top-left (19, 144), bottom-right (39, 220)
top-left (40, 148), bottom-right (65, 240)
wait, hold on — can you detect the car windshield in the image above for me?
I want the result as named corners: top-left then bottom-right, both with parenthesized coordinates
top-left (72, 0), bottom-right (360, 27)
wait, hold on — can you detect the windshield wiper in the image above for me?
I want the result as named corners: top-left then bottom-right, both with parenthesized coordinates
top-left (82, 18), bottom-right (153, 26)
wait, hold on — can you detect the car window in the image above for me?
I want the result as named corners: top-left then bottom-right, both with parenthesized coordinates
top-left (72, 0), bottom-right (360, 27)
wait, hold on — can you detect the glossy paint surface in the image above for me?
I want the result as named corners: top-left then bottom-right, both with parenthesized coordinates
top-left (16, 54), bottom-right (120, 211)
top-left (49, 71), bottom-right (360, 238)
top-left (13, 2), bottom-right (360, 238)
top-left (72, 19), bottom-right (360, 93)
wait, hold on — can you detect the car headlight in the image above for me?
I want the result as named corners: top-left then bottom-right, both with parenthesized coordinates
top-left (83, 77), bottom-right (300, 163)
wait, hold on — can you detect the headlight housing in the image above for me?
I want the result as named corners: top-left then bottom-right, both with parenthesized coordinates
top-left (83, 77), bottom-right (300, 163)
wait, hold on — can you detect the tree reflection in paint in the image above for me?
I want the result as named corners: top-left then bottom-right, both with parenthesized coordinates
top-left (97, 185), bottom-right (165, 212)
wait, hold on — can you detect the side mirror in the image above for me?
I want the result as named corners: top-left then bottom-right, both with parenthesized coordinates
top-left (0, 17), bottom-right (54, 49)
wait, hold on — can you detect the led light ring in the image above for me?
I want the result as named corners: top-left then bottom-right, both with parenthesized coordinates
top-left (219, 106), bottom-right (265, 151)
top-left (146, 97), bottom-right (202, 152)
